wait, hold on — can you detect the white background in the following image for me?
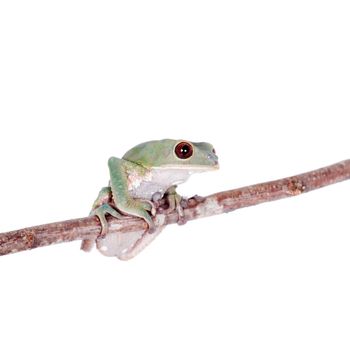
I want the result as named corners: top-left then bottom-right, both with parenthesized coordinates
top-left (0, 1), bottom-right (349, 349)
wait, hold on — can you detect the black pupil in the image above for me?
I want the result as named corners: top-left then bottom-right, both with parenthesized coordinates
top-left (181, 145), bottom-right (190, 154)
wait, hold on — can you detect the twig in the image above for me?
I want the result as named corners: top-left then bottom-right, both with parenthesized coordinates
top-left (0, 160), bottom-right (349, 257)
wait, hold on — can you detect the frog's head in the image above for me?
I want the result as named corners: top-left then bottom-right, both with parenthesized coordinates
top-left (123, 139), bottom-right (219, 172)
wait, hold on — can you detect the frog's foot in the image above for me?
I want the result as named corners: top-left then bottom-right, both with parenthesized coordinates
top-left (160, 186), bottom-right (187, 225)
top-left (134, 199), bottom-right (157, 233)
top-left (117, 198), bottom-right (156, 234)
top-left (80, 203), bottom-right (126, 252)
top-left (92, 203), bottom-right (126, 239)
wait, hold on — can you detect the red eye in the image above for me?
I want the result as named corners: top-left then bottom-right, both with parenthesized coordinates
top-left (174, 142), bottom-right (193, 159)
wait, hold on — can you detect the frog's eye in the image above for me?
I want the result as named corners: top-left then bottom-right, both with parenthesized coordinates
top-left (212, 148), bottom-right (216, 154)
top-left (174, 141), bottom-right (193, 159)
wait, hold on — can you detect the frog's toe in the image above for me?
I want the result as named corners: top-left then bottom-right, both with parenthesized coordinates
top-left (138, 199), bottom-right (156, 216)
top-left (90, 204), bottom-right (125, 239)
top-left (147, 221), bottom-right (156, 234)
top-left (91, 208), bottom-right (109, 239)
top-left (139, 209), bottom-right (156, 234)
top-left (177, 212), bottom-right (187, 225)
top-left (173, 199), bottom-right (187, 225)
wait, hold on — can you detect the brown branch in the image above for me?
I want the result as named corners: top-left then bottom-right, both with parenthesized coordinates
top-left (1, 159), bottom-right (349, 257)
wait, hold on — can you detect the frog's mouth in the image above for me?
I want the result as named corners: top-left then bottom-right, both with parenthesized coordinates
top-left (154, 163), bottom-right (219, 172)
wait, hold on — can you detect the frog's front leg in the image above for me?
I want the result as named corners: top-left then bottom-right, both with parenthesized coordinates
top-left (162, 185), bottom-right (187, 225)
top-left (108, 157), bottom-right (156, 233)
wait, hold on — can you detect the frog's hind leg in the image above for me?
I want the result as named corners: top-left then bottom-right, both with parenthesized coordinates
top-left (81, 187), bottom-right (125, 252)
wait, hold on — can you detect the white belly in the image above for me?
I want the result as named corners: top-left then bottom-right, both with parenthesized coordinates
top-left (127, 168), bottom-right (192, 200)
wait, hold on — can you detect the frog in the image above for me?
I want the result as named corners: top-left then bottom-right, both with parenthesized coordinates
top-left (81, 139), bottom-right (219, 257)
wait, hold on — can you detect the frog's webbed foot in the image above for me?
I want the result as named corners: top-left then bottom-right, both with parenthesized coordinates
top-left (91, 203), bottom-right (127, 238)
top-left (95, 199), bottom-right (163, 258)
top-left (158, 186), bottom-right (187, 225)
top-left (114, 198), bottom-right (156, 234)
top-left (81, 203), bottom-right (126, 252)
top-left (134, 199), bottom-right (157, 233)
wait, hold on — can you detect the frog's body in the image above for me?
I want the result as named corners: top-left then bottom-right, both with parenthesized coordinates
top-left (127, 167), bottom-right (198, 199)
top-left (81, 139), bottom-right (219, 254)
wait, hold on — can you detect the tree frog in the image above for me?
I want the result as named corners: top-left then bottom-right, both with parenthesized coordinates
top-left (81, 139), bottom-right (219, 257)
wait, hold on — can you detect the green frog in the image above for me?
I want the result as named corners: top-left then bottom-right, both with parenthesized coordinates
top-left (81, 139), bottom-right (219, 258)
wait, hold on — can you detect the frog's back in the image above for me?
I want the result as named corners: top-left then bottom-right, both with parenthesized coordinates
top-left (122, 139), bottom-right (177, 168)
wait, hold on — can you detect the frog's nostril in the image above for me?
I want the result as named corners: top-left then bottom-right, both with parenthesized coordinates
top-left (208, 152), bottom-right (219, 163)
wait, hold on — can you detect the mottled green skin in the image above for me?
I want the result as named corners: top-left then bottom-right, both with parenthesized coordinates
top-left (83, 139), bottom-right (218, 248)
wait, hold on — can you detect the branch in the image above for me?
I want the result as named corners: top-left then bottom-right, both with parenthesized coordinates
top-left (1, 159), bottom-right (349, 257)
